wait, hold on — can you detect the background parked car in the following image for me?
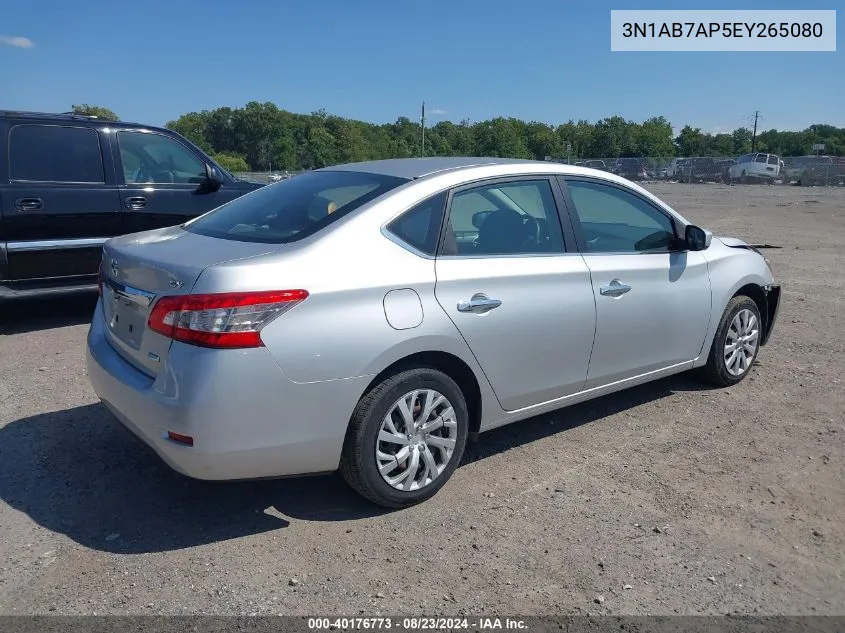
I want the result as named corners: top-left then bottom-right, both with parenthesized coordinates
top-left (0, 110), bottom-right (265, 300)
top-left (728, 152), bottom-right (783, 184)
top-left (679, 157), bottom-right (719, 183)
top-left (784, 155), bottom-right (845, 186)
top-left (666, 158), bottom-right (687, 180)
top-left (583, 159), bottom-right (607, 171)
top-left (716, 159), bottom-right (736, 184)
top-left (610, 158), bottom-right (648, 181)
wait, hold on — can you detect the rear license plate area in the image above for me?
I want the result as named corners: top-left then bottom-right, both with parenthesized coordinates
top-left (103, 280), bottom-right (155, 350)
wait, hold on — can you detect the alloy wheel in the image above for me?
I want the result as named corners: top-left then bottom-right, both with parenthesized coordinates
top-left (724, 308), bottom-right (759, 377)
top-left (375, 389), bottom-right (458, 492)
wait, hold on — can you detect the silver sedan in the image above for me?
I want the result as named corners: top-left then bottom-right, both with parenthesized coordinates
top-left (86, 157), bottom-right (781, 507)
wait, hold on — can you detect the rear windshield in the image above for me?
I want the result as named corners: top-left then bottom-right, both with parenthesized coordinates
top-left (184, 170), bottom-right (409, 243)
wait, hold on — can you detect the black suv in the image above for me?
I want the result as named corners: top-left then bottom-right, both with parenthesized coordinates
top-left (0, 110), bottom-right (264, 299)
top-left (678, 157), bottom-right (719, 183)
top-left (610, 158), bottom-right (647, 181)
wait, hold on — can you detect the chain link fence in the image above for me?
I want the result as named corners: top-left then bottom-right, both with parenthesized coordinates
top-left (546, 155), bottom-right (845, 186)
top-left (234, 156), bottom-right (844, 188)
top-left (232, 170), bottom-right (309, 184)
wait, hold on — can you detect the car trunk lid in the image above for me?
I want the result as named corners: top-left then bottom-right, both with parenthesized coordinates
top-left (99, 225), bottom-right (278, 377)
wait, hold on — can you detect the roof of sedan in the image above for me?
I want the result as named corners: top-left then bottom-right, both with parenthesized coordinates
top-left (319, 157), bottom-right (557, 180)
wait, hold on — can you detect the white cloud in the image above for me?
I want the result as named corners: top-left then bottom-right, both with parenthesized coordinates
top-left (429, 108), bottom-right (447, 116)
top-left (0, 36), bottom-right (34, 48)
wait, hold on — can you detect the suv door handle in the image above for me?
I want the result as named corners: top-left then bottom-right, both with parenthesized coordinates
top-left (457, 293), bottom-right (503, 314)
top-left (600, 279), bottom-right (632, 297)
top-left (14, 197), bottom-right (43, 211)
top-left (124, 196), bottom-right (147, 210)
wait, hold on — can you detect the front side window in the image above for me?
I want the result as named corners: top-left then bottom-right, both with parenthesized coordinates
top-left (565, 180), bottom-right (679, 254)
top-left (117, 131), bottom-right (207, 184)
top-left (754, 154), bottom-right (769, 163)
top-left (386, 192), bottom-right (447, 256)
top-left (9, 124), bottom-right (104, 183)
top-left (185, 170), bottom-right (409, 244)
top-left (442, 179), bottom-right (566, 256)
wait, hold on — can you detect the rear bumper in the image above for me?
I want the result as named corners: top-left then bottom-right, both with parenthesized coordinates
top-left (86, 300), bottom-right (371, 480)
top-left (761, 284), bottom-right (781, 346)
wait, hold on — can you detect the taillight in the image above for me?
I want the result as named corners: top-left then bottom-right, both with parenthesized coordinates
top-left (147, 290), bottom-right (308, 349)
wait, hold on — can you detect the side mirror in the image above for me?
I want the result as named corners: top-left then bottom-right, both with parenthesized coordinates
top-left (199, 163), bottom-right (224, 192)
top-left (685, 225), bottom-right (712, 251)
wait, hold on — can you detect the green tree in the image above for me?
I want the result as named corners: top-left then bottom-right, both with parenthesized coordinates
top-left (709, 134), bottom-right (735, 157)
top-left (731, 128), bottom-right (753, 154)
top-left (156, 101), bottom-right (845, 170)
top-left (636, 116), bottom-right (675, 156)
top-left (212, 152), bottom-right (249, 172)
top-left (474, 118), bottom-right (530, 158)
top-left (589, 116), bottom-right (636, 157)
top-left (166, 111), bottom-right (212, 153)
top-left (525, 122), bottom-right (561, 160)
top-left (71, 104), bottom-right (119, 120)
top-left (675, 125), bottom-right (706, 156)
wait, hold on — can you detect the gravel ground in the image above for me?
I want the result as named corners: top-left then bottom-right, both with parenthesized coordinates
top-left (0, 183), bottom-right (843, 617)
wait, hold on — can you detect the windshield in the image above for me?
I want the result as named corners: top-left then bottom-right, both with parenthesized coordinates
top-left (184, 170), bottom-right (409, 244)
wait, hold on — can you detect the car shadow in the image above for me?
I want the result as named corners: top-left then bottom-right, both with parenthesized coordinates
top-left (0, 294), bottom-right (98, 335)
top-left (0, 374), bottom-right (715, 554)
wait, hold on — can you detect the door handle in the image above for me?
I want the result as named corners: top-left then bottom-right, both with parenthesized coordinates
top-left (457, 293), bottom-right (503, 314)
top-left (599, 279), bottom-right (632, 297)
top-left (14, 197), bottom-right (43, 211)
top-left (124, 196), bottom-right (147, 210)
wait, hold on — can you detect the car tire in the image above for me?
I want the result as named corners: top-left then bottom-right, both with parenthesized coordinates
top-left (339, 368), bottom-right (469, 508)
top-left (700, 295), bottom-right (762, 387)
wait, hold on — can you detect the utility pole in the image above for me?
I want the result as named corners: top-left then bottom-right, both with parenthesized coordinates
top-left (420, 101), bottom-right (425, 157)
top-left (751, 110), bottom-right (759, 152)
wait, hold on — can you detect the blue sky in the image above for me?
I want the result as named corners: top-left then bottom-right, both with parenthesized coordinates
top-left (1, 0), bottom-right (841, 134)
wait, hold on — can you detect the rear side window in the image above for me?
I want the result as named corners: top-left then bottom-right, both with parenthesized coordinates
top-left (386, 192), bottom-right (447, 256)
top-left (9, 124), bottom-right (104, 183)
top-left (185, 170), bottom-right (409, 244)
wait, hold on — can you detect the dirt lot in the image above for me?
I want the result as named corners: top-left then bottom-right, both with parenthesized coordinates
top-left (0, 183), bottom-right (843, 617)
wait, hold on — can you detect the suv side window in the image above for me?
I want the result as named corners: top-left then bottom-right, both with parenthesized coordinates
top-left (565, 179), bottom-right (680, 254)
top-left (442, 179), bottom-right (566, 256)
top-left (117, 131), bottom-right (207, 184)
top-left (385, 192), bottom-right (447, 256)
top-left (9, 124), bottom-right (104, 184)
